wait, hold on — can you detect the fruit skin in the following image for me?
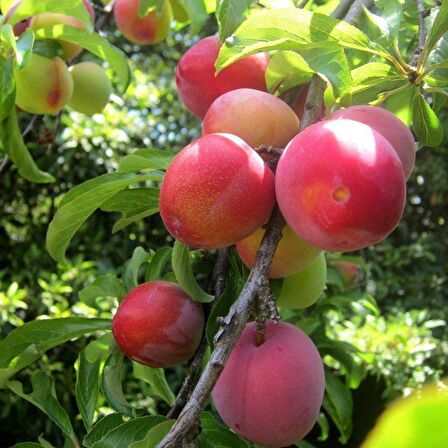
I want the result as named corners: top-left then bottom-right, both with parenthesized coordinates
top-left (176, 36), bottom-right (269, 119)
top-left (14, 53), bottom-right (74, 115)
top-left (68, 62), bottom-right (112, 115)
top-left (112, 281), bottom-right (204, 368)
top-left (113, 0), bottom-right (172, 45)
top-left (326, 105), bottom-right (416, 179)
top-left (212, 321), bottom-right (325, 447)
top-left (160, 133), bottom-right (276, 249)
top-left (276, 119), bottom-right (406, 252)
top-left (236, 224), bottom-right (321, 279)
top-left (278, 252), bottom-right (327, 309)
top-left (202, 88), bottom-right (300, 149)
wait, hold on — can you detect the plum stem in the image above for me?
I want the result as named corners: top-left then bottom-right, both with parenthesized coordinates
top-left (157, 1), bottom-right (372, 446)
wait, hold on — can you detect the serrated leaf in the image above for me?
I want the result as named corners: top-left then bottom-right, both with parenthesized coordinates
top-left (34, 26), bottom-right (130, 92)
top-left (172, 241), bottom-right (214, 303)
top-left (76, 350), bottom-right (101, 430)
top-left (8, 372), bottom-right (74, 436)
top-left (132, 362), bottom-right (175, 405)
top-left (102, 346), bottom-right (134, 416)
top-left (79, 274), bottom-right (126, 306)
top-left (216, 0), bottom-right (251, 41)
top-left (322, 371), bottom-right (353, 444)
top-left (0, 318), bottom-right (111, 387)
top-left (145, 246), bottom-right (172, 281)
top-left (412, 91), bottom-right (444, 147)
top-left (118, 148), bottom-right (174, 173)
top-left (46, 173), bottom-right (154, 262)
top-left (1, 110), bottom-right (55, 183)
top-left (424, 0), bottom-right (448, 58)
top-left (128, 420), bottom-right (175, 448)
top-left (122, 246), bottom-right (151, 291)
top-left (216, 8), bottom-right (390, 71)
top-left (83, 414), bottom-right (125, 448)
top-left (100, 188), bottom-right (160, 233)
top-left (92, 415), bottom-right (167, 448)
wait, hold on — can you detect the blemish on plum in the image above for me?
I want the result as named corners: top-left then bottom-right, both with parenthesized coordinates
top-left (235, 423), bottom-right (241, 430)
top-left (332, 186), bottom-right (350, 203)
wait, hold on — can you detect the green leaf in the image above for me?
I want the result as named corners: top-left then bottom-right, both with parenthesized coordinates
top-left (91, 415), bottom-right (167, 448)
top-left (15, 29), bottom-right (35, 70)
top-left (122, 246), bottom-right (151, 291)
top-left (11, 444), bottom-right (43, 447)
top-left (0, 56), bottom-right (15, 121)
top-left (322, 371), bottom-right (353, 444)
top-left (200, 412), bottom-right (250, 447)
top-left (83, 414), bottom-right (125, 448)
top-left (317, 413), bottom-right (329, 441)
top-left (172, 240), bottom-right (214, 303)
top-left (118, 148), bottom-right (174, 173)
top-left (145, 246), bottom-right (173, 281)
top-left (76, 350), bottom-right (101, 430)
top-left (1, 110), bottom-right (55, 183)
top-left (412, 91), bottom-right (444, 147)
top-left (34, 26), bottom-right (130, 92)
top-left (216, 0), bottom-right (251, 41)
top-left (139, 0), bottom-right (164, 17)
top-left (8, 372), bottom-right (74, 437)
top-left (46, 173), bottom-right (154, 262)
top-left (424, 0), bottom-right (448, 59)
top-left (0, 318), bottom-right (111, 387)
top-left (79, 274), bottom-right (126, 306)
top-left (132, 362), bottom-right (175, 406)
top-left (216, 8), bottom-right (390, 71)
top-left (362, 384), bottom-right (448, 448)
top-left (7, 0), bottom-right (91, 28)
top-left (384, 84), bottom-right (415, 126)
top-left (128, 420), bottom-right (175, 448)
top-left (100, 188), bottom-right (160, 233)
top-left (382, 0), bottom-right (402, 45)
top-left (102, 346), bottom-right (134, 416)
top-left (182, 0), bottom-right (208, 35)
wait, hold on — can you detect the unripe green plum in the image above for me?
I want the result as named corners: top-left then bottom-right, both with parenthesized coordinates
top-left (276, 119), bottom-right (406, 252)
top-left (278, 252), bottom-right (327, 309)
top-left (68, 62), bottom-right (112, 115)
top-left (14, 53), bottom-right (74, 115)
top-left (326, 105), bottom-right (416, 179)
top-left (212, 321), bottom-right (325, 447)
top-left (236, 224), bottom-right (321, 279)
top-left (176, 36), bottom-right (269, 119)
top-left (113, 0), bottom-right (172, 45)
top-left (202, 89), bottom-right (300, 149)
top-left (160, 133), bottom-right (276, 249)
top-left (112, 281), bottom-right (204, 368)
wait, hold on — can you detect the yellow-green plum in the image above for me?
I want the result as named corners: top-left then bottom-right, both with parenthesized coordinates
top-left (68, 62), bottom-right (112, 115)
top-left (160, 133), bottom-right (275, 249)
top-left (212, 321), bottom-right (325, 447)
top-left (113, 0), bottom-right (172, 45)
top-left (202, 89), bottom-right (300, 149)
top-left (236, 224), bottom-right (321, 279)
top-left (14, 53), bottom-right (74, 115)
top-left (278, 252), bottom-right (327, 309)
top-left (326, 105), bottom-right (416, 179)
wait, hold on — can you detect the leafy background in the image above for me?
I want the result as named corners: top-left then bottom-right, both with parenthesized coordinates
top-left (0, 0), bottom-right (447, 447)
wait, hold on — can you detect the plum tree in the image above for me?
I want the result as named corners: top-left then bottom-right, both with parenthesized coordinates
top-left (278, 252), bottom-right (327, 309)
top-left (160, 133), bottom-right (275, 249)
top-left (293, 84), bottom-right (325, 120)
top-left (6, 0), bottom-right (95, 59)
top-left (202, 88), bottom-right (300, 149)
top-left (68, 62), bottom-right (112, 115)
top-left (113, 0), bottom-right (172, 45)
top-left (212, 321), bottom-right (325, 447)
top-left (176, 36), bottom-right (269, 118)
top-left (276, 119), bottom-right (406, 252)
top-left (14, 53), bottom-right (74, 115)
top-left (236, 224), bottom-right (321, 278)
top-left (326, 105), bottom-right (416, 179)
top-left (112, 281), bottom-right (204, 368)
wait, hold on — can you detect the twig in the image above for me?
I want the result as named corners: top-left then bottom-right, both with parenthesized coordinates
top-left (410, 0), bottom-right (428, 68)
top-left (157, 1), bottom-right (372, 446)
top-left (167, 248), bottom-right (229, 419)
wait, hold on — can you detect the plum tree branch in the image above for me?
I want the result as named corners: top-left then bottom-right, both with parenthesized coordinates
top-left (157, 1), bottom-right (372, 446)
top-left (410, 0), bottom-right (428, 68)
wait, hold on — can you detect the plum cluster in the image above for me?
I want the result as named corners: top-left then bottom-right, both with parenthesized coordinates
top-left (113, 36), bottom-right (415, 448)
top-left (5, 0), bottom-right (112, 116)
